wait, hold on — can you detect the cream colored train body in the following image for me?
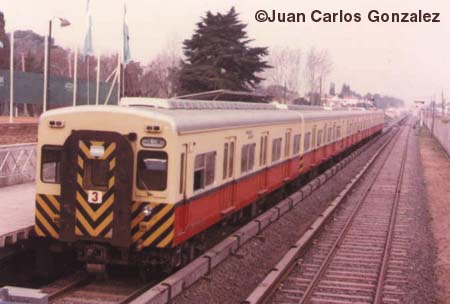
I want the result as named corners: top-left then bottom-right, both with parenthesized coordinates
top-left (34, 98), bottom-right (384, 268)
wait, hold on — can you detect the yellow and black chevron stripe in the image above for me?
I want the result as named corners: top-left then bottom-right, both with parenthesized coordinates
top-left (298, 156), bottom-right (304, 173)
top-left (35, 194), bottom-right (61, 239)
top-left (75, 140), bottom-right (116, 239)
top-left (131, 202), bottom-right (175, 249)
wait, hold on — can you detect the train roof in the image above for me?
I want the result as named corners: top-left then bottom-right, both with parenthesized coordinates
top-left (41, 98), bottom-right (381, 134)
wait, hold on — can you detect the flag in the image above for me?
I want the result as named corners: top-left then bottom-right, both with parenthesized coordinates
top-left (83, 0), bottom-right (93, 58)
top-left (123, 4), bottom-right (131, 64)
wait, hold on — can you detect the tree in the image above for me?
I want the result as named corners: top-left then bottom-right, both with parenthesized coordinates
top-left (0, 11), bottom-right (10, 69)
top-left (329, 82), bottom-right (336, 96)
top-left (339, 83), bottom-right (352, 98)
top-left (304, 47), bottom-right (332, 105)
top-left (124, 61), bottom-right (143, 97)
top-left (141, 40), bottom-right (182, 98)
top-left (263, 47), bottom-right (301, 103)
top-left (179, 7), bottom-right (270, 94)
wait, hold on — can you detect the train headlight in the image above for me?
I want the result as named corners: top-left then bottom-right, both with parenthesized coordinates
top-left (142, 204), bottom-right (153, 217)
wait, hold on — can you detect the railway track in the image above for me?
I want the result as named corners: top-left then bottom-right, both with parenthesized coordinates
top-left (245, 119), bottom-right (412, 304)
top-left (41, 272), bottom-right (155, 304)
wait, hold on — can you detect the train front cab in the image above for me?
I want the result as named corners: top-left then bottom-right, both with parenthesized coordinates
top-left (35, 110), bottom-right (178, 270)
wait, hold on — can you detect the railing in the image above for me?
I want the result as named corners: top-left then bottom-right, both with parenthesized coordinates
top-left (0, 143), bottom-right (37, 187)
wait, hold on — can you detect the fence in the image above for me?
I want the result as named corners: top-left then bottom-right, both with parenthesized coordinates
top-left (423, 112), bottom-right (450, 157)
top-left (0, 143), bottom-right (36, 187)
top-left (0, 69), bottom-right (118, 115)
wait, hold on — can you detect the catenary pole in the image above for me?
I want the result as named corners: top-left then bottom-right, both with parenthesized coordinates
top-left (9, 30), bottom-right (14, 123)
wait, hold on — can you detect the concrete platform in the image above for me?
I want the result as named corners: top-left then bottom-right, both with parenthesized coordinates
top-left (0, 183), bottom-right (35, 247)
top-left (0, 286), bottom-right (48, 303)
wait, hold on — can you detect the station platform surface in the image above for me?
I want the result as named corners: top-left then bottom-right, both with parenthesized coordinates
top-left (0, 183), bottom-right (35, 237)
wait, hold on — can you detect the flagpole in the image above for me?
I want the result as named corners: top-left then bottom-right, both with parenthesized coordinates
top-left (117, 53), bottom-right (121, 103)
top-left (9, 31), bottom-right (14, 123)
top-left (121, 0), bottom-right (127, 99)
top-left (87, 56), bottom-right (90, 104)
top-left (43, 34), bottom-right (48, 113)
top-left (95, 52), bottom-right (101, 105)
top-left (83, 0), bottom-right (93, 104)
top-left (73, 48), bottom-right (78, 106)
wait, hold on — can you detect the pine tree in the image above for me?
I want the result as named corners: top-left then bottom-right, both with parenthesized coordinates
top-left (179, 7), bottom-right (270, 94)
top-left (329, 82), bottom-right (336, 96)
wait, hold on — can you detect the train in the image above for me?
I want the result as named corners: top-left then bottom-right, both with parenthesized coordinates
top-left (34, 97), bottom-right (384, 274)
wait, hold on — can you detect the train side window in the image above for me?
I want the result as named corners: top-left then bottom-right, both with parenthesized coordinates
top-left (260, 135), bottom-right (268, 166)
top-left (263, 136), bottom-right (268, 164)
top-left (284, 132), bottom-right (291, 157)
top-left (241, 143), bottom-right (256, 173)
top-left (293, 134), bottom-right (301, 155)
top-left (317, 130), bottom-right (323, 147)
top-left (272, 138), bottom-right (282, 163)
top-left (137, 151), bottom-right (168, 191)
top-left (41, 145), bottom-right (62, 184)
top-left (229, 142), bottom-right (234, 178)
top-left (259, 137), bottom-right (264, 166)
top-left (304, 133), bottom-right (311, 152)
top-left (179, 153), bottom-right (185, 194)
top-left (194, 151), bottom-right (216, 191)
top-left (223, 143), bottom-right (229, 179)
top-left (249, 144), bottom-right (255, 170)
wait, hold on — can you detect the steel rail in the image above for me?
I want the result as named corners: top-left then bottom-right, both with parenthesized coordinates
top-left (373, 127), bottom-right (411, 303)
top-left (297, 123), bottom-right (407, 303)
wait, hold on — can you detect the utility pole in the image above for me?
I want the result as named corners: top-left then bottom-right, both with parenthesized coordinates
top-left (431, 99), bottom-right (435, 135)
top-left (319, 76), bottom-right (322, 106)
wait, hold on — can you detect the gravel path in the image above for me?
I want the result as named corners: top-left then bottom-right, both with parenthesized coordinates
top-left (174, 132), bottom-right (392, 304)
top-left (419, 126), bottom-right (450, 303)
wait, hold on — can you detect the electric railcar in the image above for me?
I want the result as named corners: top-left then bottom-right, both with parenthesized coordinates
top-left (34, 98), bottom-right (384, 271)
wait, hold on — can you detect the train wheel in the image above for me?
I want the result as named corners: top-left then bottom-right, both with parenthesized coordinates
top-left (181, 241), bottom-right (195, 265)
top-left (138, 266), bottom-right (153, 282)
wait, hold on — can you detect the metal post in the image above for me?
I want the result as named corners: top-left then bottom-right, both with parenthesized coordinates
top-left (96, 52), bottom-right (100, 105)
top-left (117, 54), bottom-right (121, 102)
top-left (87, 56), bottom-right (90, 104)
top-left (9, 31), bottom-right (14, 123)
top-left (431, 100), bottom-right (435, 135)
top-left (46, 20), bottom-right (52, 111)
top-left (319, 76), bottom-right (323, 106)
top-left (73, 48), bottom-right (78, 106)
top-left (43, 35), bottom-right (48, 112)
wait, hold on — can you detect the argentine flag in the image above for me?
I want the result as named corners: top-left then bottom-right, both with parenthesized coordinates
top-left (83, 0), bottom-right (93, 58)
top-left (123, 4), bottom-right (131, 64)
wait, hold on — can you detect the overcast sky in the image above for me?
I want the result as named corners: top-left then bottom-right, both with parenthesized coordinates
top-left (1, 0), bottom-right (449, 104)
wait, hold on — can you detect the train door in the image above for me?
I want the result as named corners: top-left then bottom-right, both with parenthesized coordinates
top-left (59, 130), bottom-right (133, 247)
top-left (221, 137), bottom-right (236, 211)
top-left (311, 125), bottom-right (317, 148)
top-left (311, 125), bottom-right (317, 165)
top-left (259, 132), bottom-right (269, 191)
top-left (283, 129), bottom-right (291, 178)
top-left (179, 144), bottom-right (189, 232)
